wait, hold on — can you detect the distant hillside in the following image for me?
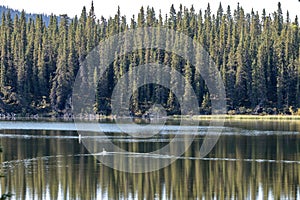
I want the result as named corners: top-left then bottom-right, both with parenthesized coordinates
top-left (0, 5), bottom-right (57, 26)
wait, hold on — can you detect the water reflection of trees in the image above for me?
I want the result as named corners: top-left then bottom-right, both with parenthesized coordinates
top-left (0, 130), bottom-right (299, 199)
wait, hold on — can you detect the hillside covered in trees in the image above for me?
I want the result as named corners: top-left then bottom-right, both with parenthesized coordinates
top-left (0, 5), bottom-right (53, 26)
top-left (0, 2), bottom-right (299, 117)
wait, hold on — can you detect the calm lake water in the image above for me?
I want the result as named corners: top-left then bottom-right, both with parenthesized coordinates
top-left (0, 119), bottom-right (300, 199)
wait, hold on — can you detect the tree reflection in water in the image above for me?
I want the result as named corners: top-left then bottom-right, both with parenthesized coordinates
top-left (0, 120), bottom-right (299, 199)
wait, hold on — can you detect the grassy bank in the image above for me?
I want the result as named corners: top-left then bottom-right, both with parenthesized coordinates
top-left (186, 115), bottom-right (300, 121)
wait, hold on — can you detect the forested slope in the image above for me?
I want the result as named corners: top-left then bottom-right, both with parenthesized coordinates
top-left (0, 2), bottom-right (299, 116)
top-left (0, 5), bottom-right (52, 26)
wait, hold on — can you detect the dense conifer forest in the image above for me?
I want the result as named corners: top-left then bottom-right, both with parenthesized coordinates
top-left (0, 2), bottom-right (299, 117)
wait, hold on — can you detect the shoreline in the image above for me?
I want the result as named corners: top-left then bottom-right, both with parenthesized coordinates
top-left (1, 114), bottom-right (300, 121)
top-left (189, 115), bottom-right (300, 121)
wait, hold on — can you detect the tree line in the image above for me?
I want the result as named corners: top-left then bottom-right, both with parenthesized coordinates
top-left (0, 5), bottom-right (53, 26)
top-left (0, 2), bottom-right (299, 116)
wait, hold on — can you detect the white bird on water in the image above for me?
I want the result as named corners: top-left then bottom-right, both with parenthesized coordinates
top-left (102, 148), bottom-right (107, 155)
top-left (78, 134), bottom-right (82, 143)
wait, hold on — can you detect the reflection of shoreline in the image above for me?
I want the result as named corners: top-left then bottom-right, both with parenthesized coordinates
top-left (1, 131), bottom-right (299, 199)
top-left (2, 153), bottom-right (300, 170)
top-left (1, 121), bottom-right (300, 134)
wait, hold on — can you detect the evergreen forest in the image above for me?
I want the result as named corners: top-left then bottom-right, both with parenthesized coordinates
top-left (0, 2), bottom-right (299, 117)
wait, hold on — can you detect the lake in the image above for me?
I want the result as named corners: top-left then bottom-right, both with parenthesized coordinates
top-left (0, 119), bottom-right (300, 199)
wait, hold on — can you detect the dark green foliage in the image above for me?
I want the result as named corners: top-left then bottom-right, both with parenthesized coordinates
top-left (0, 193), bottom-right (13, 200)
top-left (0, 2), bottom-right (299, 116)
